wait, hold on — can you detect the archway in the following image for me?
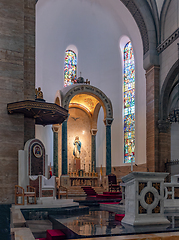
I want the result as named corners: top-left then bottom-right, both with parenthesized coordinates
top-left (158, 59), bottom-right (179, 172)
top-left (55, 84), bottom-right (113, 177)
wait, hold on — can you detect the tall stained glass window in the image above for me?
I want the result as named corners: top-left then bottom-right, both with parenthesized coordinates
top-left (123, 41), bottom-right (135, 163)
top-left (64, 50), bottom-right (77, 87)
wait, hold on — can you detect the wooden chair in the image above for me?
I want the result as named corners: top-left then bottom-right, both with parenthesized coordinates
top-left (108, 173), bottom-right (120, 192)
top-left (57, 186), bottom-right (68, 199)
top-left (15, 185), bottom-right (36, 205)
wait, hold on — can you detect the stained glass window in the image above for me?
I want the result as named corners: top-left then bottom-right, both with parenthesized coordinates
top-left (64, 50), bottom-right (77, 87)
top-left (124, 41), bottom-right (135, 163)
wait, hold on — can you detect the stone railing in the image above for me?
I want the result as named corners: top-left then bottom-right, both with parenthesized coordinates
top-left (164, 182), bottom-right (179, 210)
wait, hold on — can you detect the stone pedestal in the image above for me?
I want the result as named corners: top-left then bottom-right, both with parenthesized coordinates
top-left (60, 175), bottom-right (70, 188)
top-left (121, 172), bottom-right (169, 226)
top-left (75, 158), bottom-right (81, 171)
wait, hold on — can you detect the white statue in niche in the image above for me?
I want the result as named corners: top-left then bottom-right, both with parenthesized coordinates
top-left (73, 136), bottom-right (81, 159)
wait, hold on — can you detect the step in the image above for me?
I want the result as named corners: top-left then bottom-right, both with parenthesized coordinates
top-left (46, 229), bottom-right (66, 240)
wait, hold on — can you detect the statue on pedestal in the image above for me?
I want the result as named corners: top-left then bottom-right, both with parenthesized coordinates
top-left (73, 136), bottom-right (81, 158)
top-left (73, 136), bottom-right (81, 171)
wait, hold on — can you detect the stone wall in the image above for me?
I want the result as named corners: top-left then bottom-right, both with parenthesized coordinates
top-left (163, 0), bottom-right (178, 41)
top-left (0, 0), bottom-right (36, 203)
top-left (0, 0), bottom-right (25, 203)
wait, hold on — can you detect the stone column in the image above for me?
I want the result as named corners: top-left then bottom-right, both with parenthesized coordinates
top-left (104, 118), bottom-right (113, 176)
top-left (158, 120), bottom-right (171, 172)
top-left (146, 65), bottom-right (160, 172)
top-left (91, 129), bottom-right (98, 172)
top-left (24, 0), bottom-right (36, 143)
top-left (62, 120), bottom-right (68, 175)
top-left (52, 125), bottom-right (60, 177)
top-left (0, 1), bottom-right (27, 203)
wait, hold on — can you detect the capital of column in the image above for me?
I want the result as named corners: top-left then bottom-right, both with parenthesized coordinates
top-left (103, 118), bottom-right (113, 126)
top-left (90, 129), bottom-right (98, 135)
top-left (52, 124), bottom-right (60, 133)
top-left (158, 120), bottom-right (171, 133)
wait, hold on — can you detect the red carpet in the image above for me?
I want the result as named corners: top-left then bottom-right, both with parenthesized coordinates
top-left (47, 230), bottom-right (66, 240)
top-left (115, 214), bottom-right (125, 221)
top-left (82, 186), bottom-right (122, 200)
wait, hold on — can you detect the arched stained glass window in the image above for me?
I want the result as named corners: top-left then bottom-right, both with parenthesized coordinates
top-left (64, 50), bottom-right (77, 87)
top-left (124, 41), bottom-right (135, 163)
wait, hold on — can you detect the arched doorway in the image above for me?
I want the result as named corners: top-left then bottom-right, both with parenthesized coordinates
top-left (55, 84), bottom-right (113, 177)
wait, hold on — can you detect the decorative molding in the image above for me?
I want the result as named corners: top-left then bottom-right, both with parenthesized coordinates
top-left (90, 129), bottom-right (98, 135)
top-left (52, 125), bottom-right (60, 133)
top-left (103, 118), bottom-right (114, 126)
top-left (157, 28), bottom-right (179, 54)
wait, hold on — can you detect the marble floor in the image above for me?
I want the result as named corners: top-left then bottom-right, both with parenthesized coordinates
top-left (26, 220), bottom-right (52, 238)
top-left (49, 208), bottom-right (179, 239)
top-left (11, 201), bottom-right (179, 240)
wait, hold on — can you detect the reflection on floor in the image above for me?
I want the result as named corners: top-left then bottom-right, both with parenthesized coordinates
top-left (26, 220), bottom-right (52, 239)
top-left (11, 199), bottom-right (179, 240)
top-left (49, 208), bottom-right (179, 239)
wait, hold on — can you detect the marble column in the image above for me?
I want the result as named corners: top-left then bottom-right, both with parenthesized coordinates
top-left (62, 120), bottom-right (68, 175)
top-left (52, 125), bottom-right (60, 177)
top-left (91, 129), bottom-right (98, 172)
top-left (104, 118), bottom-right (113, 176)
top-left (146, 65), bottom-right (160, 172)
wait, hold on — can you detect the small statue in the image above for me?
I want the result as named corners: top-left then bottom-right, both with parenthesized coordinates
top-left (73, 136), bottom-right (81, 158)
top-left (35, 87), bottom-right (43, 100)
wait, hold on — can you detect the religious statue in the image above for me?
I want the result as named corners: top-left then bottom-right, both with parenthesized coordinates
top-left (73, 136), bottom-right (81, 158)
top-left (35, 87), bottom-right (43, 100)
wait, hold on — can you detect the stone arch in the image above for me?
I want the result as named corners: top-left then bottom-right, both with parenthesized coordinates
top-left (61, 84), bottom-right (113, 121)
top-left (91, 103), bottom-right (101, 130)
top-left (57, 84), bottom-right (113, 176)
top-left (120, 0), bottom-right (158, 69)
top-left (158, 59), bottom-right (179, 172)
top-left (160, 59), bottom-right (179, 120)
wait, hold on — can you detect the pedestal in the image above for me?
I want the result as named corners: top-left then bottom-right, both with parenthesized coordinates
top-left (75, 158), bottom-right (80, 171)
top-left (121, 172), bottom-right (170, 226)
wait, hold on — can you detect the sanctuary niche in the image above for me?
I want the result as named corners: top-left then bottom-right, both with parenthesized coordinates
top-left (54, 83), bottom-right (113, 186)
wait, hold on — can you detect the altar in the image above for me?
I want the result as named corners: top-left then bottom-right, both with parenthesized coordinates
top-left (69, 171), bottom-right (98, 187)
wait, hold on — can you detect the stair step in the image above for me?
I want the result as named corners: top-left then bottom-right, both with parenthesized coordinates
top-left (47, 229), bottom-right (66, 240)
top-left (66, 186), bottom-right (105, 197)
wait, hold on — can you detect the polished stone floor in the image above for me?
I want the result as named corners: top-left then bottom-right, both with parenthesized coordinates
top-left (50, 208), bottom-right (179, 238)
